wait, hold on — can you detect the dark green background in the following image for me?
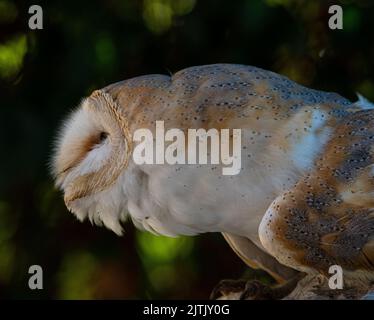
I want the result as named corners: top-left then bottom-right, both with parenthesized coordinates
top-left (0, 0), bottom-right (373, 299)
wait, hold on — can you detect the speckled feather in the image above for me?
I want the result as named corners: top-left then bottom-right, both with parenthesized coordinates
top-left (260, 110), bottom-right (374, 284)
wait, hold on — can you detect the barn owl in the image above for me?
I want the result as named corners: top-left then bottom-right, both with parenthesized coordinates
top-left (52, 64), bottom-right (374, 299)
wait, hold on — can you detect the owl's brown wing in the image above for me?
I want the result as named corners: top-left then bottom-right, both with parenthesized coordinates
top-left (259, 110), bottom-right (374, 282)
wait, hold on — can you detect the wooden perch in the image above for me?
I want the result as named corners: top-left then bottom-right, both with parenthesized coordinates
top-left (216, 274), bottom-right (374, 300)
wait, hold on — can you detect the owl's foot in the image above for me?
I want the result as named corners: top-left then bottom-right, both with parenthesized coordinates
top-left (239, 280), bottom-right (277, 300)
top-left (210, 274), bottom-right (305, 300)
top-left (210, 279), bottom-right (247, 300)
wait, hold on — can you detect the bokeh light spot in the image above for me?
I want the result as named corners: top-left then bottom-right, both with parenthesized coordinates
top-left (95, 34), bottom-right (117, 70)
top-left (344, 7), bottom-right (361, 32)
top-left (143, 0), bottom-right (173, 34)
top-left (136, 231), bottom-right (194, 264)
top-left (0, 34), bottom-right (27, 79)
top-left (142, 0), bottom-right (196, 34)
top-left (172, 0), bottom-right (196, 16)
top-left (57, 252), bottom-right (97, 299)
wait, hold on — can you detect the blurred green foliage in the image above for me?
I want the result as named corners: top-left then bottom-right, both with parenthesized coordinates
top-left (57, 251), bottom-right (98, 299)
top-left (0, 0), bottom-right (373, 299)
top-left (143, 0), bottom-right (196, 34)
top-left (137, 233), bottom-right (195, 293)
top-left (0, 34), bottom-right (27, 78)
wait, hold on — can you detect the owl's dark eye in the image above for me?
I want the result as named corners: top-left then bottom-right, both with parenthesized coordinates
top-left (99, 132), bottom-right (108, 143)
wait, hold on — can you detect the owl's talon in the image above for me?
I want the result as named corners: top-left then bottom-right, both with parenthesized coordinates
top-left (211, 273), bottom-right (304, 300)
top-left (209, 279), bottom-right (247, 300)
top-left (210, 279), bottom-right (272, 300)
top-left (239, 280), bottom-right (272, 300)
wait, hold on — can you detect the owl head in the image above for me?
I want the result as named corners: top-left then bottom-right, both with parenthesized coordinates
top-left (52, 90), bottom-right (132, 235)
